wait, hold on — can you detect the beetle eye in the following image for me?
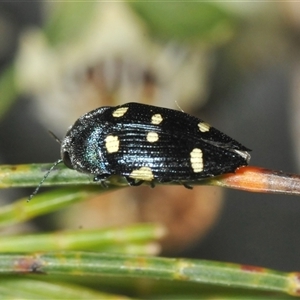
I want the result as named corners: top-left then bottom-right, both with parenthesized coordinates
top-left (63, 151), bottom-right (73, 169)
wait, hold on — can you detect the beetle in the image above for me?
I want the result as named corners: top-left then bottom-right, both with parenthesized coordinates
top-left (29, 102), bottom-right (250, 200)
top-left (62, 102), bottom-right (250, 185)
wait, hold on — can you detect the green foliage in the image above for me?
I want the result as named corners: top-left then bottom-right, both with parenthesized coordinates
top-left (130, 2), bottom-right (236, 43)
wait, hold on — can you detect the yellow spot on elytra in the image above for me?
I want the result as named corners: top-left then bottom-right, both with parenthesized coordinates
top-left (129, 167), bottom-right (154, 181)
top-left (190, 148), bottom-right (203, 173)
top-left (105, 135), bottom-right (119, 153)
top-left (151, 114), bottom-right (163, 125)
top-left (198, 122), bottom-right (210, 133)
top-left (147, 132), bottom-right (159, 143)
top-left (112, 107), bottom-right (128, 118)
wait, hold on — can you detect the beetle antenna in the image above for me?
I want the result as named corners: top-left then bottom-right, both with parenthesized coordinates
top-left (48, 130), bottom-right (61, 144)
top-left (27, 159), bottom-right (63, 202)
